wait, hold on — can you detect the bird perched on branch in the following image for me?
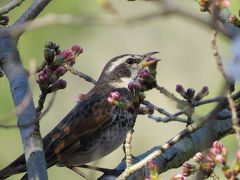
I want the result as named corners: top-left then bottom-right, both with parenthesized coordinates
top-left (0, 52), bottom-right (159, 179)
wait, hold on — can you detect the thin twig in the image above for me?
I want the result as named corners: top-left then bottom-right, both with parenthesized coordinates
top-left (143, 100), bottom-right (188, 123)
top-left (211, 30), bottom-right (240, 142)
top-left (0, 0), bottom-right (26, 15)
top-left (155, 85), bottom-right (183, 104)
top-left (117, 90), bottom-right (240, 179)
top-left (67, 166), bottom-right (89, 180)
top-left (125, 130), bottom-right (134, 168)
top-left (148, 114), bottom-right (187, 123)
top-left (193, 96), bottom-right (223, 106)
top-left (65, 65), bottom-right (97, 84)
top-left (39, 91), bottom-right (57, 119)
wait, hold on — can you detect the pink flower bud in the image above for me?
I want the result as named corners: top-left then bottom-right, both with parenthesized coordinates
top-left (176, 84), bottom-right (184, 93)
top-left (61, 50), bottom-right (72, 58)
top-left (193, 152), bottom-right (203, 162)
top-left (71, 45), bottom-right (83, 56)
top-left (61, 50), bottom-right (76, 62)
top-left (107, 97), bottom-right (116, 105)
top-left (128, 81), bottom-right (134, 90)
top-left (139, 69), bottom-right (151, 78)
top-left (110, 91), bottom-right (120, 100)
top-left (215, 154), bottom-right (226, 165)
top-left (128, 81), bottom-right (141, 91)
top-left (55, 66), bottom-right (66, 76)
top-left (56, 79), bottom-right (67, 89)
top-left (220, 0), bottom-right (230, 8)
top-left (229, 15), bottom-right (237, 23)
top-left (213, 141), bottom-right (224, 150)
top-left (202, 86), bottom-right (209, 93)
top-left (171, 173), bottom-right (186, 180)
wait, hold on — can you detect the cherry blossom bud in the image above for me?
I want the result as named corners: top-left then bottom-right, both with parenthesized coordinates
top-left (55, 79), bottom-right (67, 89)
top-left (139, 69), bottom-right (151, 78)
top-left (182, 163), bottom-right (195, 176)
top-left (186, 88), bottom-right (195, 98)
top-left (215, 154), bottom-right (226, 165)
top-left (38, 71), bottom-right (48, 82)
top-left (219, 0), bottom-right (230, 8)
top-left (71, 45), bottom-right (83, 56)
top-left (213, 141), bottom-right (224, 150)
top-left (193, 152), bottom-right (203, 163)
top-left (229, 15), bottom-right (237, 23)
top-left (107, 97), bottom-right (116, 105)
top-left (171, 173), bottom-right (186, 180)
top-left (61, 50), bottom-right (72, 58)
top-left (55, 66), bottom-right (66, 76)
top-left (176, 84), bottom-right (184, 93)
top-left (110, 91), bottom-right (120, 100)
top-left (128, 81), bottom-right (141, 91)
top-left (195, 86), bottom-right (209, 101)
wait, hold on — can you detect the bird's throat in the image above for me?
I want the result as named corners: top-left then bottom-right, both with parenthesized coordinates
top-left (109, 77), bottom-right (131, 88)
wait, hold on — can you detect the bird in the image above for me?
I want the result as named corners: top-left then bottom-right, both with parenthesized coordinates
top-left (0, 52), bottom-right (159, 179)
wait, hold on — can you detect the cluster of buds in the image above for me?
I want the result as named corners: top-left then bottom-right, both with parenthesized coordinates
top-left (176, 85), bottom-right (209, 102)
top-left (198, 0), bottom-right (230, 12)
top-left (107, 91), bottom-right (136, 112)
top-left (171, 141), bottom-right (240, 179)
top-left (128, 68), bottom-right (156, 94)
top-left (37, 41), bottom-right (83, 92)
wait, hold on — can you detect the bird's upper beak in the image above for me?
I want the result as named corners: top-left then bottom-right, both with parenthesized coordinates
top-left (139, 51), bottom-right (160, 68)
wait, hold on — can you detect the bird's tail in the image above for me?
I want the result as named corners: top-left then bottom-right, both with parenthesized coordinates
top-left (0, 154), bottom-right (26, 180)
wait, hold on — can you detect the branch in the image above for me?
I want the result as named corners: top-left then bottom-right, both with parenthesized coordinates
top-left (65, 65), bottom-right (97, 84)
top-left (0, 0), bottom-right (26, 15)
top-left (211, 30), bottom-right (240, 141)
top-left (99, 108), bottom-right (234, 179)
top-left (114, 90), bottom-right (240, 179)
top-left (0, 32), bottom-right (48, 179)
top-left (13, 0), bottom-right (53, 37)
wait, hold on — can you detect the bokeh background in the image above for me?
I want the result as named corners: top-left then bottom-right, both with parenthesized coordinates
top-left (0, 0), bottom-right (240, 179)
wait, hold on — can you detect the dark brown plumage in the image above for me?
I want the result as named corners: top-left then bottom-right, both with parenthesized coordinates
top-left (0, 52), bottom-right (158, 179)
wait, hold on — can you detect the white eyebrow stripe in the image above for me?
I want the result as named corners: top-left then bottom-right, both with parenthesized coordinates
top-left (106, 56), bottom-right (130, 73)
top-left (106, 54), bottom-right (143, 74)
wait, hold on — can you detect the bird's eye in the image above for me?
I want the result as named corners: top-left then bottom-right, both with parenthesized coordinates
top-left (126, 58), bottom-right (136, 65)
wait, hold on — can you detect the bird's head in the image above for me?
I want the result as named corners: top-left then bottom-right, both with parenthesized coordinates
top-left (97, 52), bottom-right (160, 88)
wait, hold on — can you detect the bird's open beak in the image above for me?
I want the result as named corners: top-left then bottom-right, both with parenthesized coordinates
top-left (139, 51), bottom-right (160, 68)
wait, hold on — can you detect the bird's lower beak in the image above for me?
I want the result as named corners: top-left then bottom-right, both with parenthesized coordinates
top-left (139, 51), bottom-right (160, 68)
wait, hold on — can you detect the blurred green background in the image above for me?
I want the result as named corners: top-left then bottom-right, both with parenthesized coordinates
top-left (0, 0), bottom-right (240, 179)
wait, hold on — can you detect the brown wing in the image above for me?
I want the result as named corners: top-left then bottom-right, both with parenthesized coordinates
top-left (43, 87), bottom-right (132, 167)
